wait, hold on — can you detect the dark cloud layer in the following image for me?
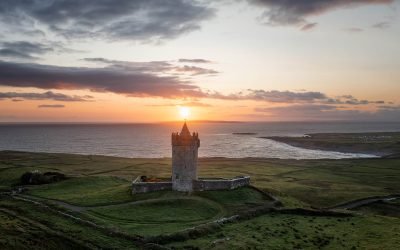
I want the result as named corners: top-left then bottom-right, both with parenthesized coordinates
top-left (372, 21), bottom-right (390, 29)
top-left (255, 104), bottom-right (335, 115)
top-left (0, 41), bottom-right (82, 60)
top-left (175, 65), bottom-right (219, 76)
top-left (0, 91), bottom-right (93, 102)
top-left (0, 59), bottom-right (390, 113)
top-left (0, 60), bottom-right (203, 98)
top-left (83, 57), bottom-right (219, 76)
top-left (0, 49), bottom-right (37, 60)
top-left (146, 101), bottom-right (212, 107)
top-left (345, 27), bottom-right (364, 33)
top-left (326, 95), bottom-right (385, 105)
top-left (38, 104), bottom-right (65, 108)
top-left (215, 90), bottom-right (386, 105)
top-left (248, 0), bottom-right (393, 28)
top-left (209, 89), bottom-right (328, 103)
top-left (300, 22), bottom-right (318, 31)
top-left (0, 41), bottom-right (53, 59)
top-left (255, 104), bottom-right (400, 121)
top-left (0, 59), bottom-right (388, 106)
top-left (178, 59), bottom-right (213, 64)
top-left (0, 0), bottom-right (214, 42)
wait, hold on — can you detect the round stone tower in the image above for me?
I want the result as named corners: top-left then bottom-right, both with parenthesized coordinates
top-left (171, 122), bottom-right (200, 192)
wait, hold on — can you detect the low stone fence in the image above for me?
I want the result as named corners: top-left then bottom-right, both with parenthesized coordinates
top-left (132, 176), bottom-right (250, 193)
top-left (193, 176), bottom-right (250, 191)
top-left (132, 182), bottom-right (172, 194)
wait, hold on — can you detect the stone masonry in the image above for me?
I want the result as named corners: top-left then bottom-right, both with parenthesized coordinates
top-left (132, 122), bottom-right (250, 194)
top-left (171, 122), bottom-right (200, 192)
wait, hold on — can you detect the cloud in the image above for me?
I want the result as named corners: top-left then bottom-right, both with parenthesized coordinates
top-left (83, 57), bottom-right (219, 76)
top-left (255, 104), bottom-right (335, 115)
top-left (372, 21), bottom-right (391, 29)
top-left (0, 60), bottom-right (205, 98)
top-left (38, 104), bottom-right (65, 108)
top-left (325, 95), bottom-right (385, 105)
top-left (0, 41), bottom-right (82, 60)
top-left (0, 0), bottom-right (214, 42)
top-left (175, 65), bottom-right (219, 76)
top-left (209, 89), bottom-right (328, 103)
top-left (146, 101), bottom-right (212, 107)
top-left (181, 101), bottom-right (213, 107)
top-left (0, 41), bottom-right (52, 56)
top-left (247, 90), bottom-right (327, 102)
top-left (0, 59), bottom-right (391, 109)
top-left (178, 59), bottom-right (213, 64)
top-left (83, 58), bottom-right (175, 72)
top-left (248, 0), bottom-right (393, 29)
top-left (300, 22), bottom-right (318, 31)
top-left (345, 27), bottom-right (364, 33)
top-left (205, 90), bottom-right (388, 108)
top-left (254, 104), bottom-right (400, 121)
top-left (378, 105), bottom-right (400, 111)
top-left (0, 49), bottom-right (37, 60)
top-left (0, 91), bottom-right (93, 102)
top-left (0, 41), bottom-right (53, 59)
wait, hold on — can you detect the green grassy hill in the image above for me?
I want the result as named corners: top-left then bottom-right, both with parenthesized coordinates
top-left (1, 150), bottom-right (400, 249)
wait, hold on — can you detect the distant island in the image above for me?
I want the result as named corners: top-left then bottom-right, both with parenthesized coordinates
top-left (232, 132), bottom-right (258, 135)
top-left (177, 120), bottom-right (244, 124)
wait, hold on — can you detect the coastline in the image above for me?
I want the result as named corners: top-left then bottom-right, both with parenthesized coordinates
top-left (262, 132), bottom-right (400, 157)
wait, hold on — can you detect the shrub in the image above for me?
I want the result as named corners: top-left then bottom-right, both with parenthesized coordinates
top-left (20, 171), bottom-right (66, 185)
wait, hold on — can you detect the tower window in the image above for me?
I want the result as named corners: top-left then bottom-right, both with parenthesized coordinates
top-left (175, 174), bottom-right (179, 179)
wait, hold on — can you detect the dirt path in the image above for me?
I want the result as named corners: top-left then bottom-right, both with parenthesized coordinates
top-left (326, 194), bottom-right (400, 210)
top-left (16, 194), bottom-right (86, 212)
top-left (18, 191), bottom-right (399, 213)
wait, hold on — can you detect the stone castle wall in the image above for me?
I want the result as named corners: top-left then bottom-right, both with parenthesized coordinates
top-left (132, 176), bottom-right (250, 194)
top-left (193, 176), bottom-right (250, 191)
top-left (131, 123), bottom-right (251, 194)
top-left (132, 182), bottom-right (172, 194)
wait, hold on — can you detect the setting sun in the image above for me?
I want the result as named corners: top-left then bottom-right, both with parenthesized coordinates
top-left (179, 106), bottom-right (190, 120)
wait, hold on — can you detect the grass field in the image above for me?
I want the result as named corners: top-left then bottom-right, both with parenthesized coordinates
top-left (167, 212), bottom-right (400, 249)
top-left (1, 150), bottom-right (400, 248)
top-left (0, 198), bottom-right (137, 249)
top-left (353, 200), bottom-right (400, 218)
top-left (86, 197), bottom-right (223, 235)
top-left (2, 150), bottom-right (399, 208)
top-left (0, 209), bottom-right (87, 250)
top-left (28, 176), bottom-right (132, 206)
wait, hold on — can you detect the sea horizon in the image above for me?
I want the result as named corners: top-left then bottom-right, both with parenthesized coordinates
top-left (1, 120), bottom-right (400, 125)
top-left (1, 121), bottom-right (399, 160)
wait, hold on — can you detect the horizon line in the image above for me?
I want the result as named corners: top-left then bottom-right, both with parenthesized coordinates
top-left (1, 120), bottom-right (400, 125)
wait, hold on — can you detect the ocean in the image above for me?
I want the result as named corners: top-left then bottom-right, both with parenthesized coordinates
top-left (0, 122), bottom-right (399, 159)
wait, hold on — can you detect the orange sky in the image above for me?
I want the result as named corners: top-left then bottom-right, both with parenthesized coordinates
top-left (0, 1), bottom-right (399, 122)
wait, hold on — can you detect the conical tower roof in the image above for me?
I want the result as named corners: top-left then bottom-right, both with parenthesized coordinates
top-left (180, 121), bottom-right (191, 137)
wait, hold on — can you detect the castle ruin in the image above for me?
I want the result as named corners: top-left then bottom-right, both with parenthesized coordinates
top-left (132, 122), bottom-right (250, 194)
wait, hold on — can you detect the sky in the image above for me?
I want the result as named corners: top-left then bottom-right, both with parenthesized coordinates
top-left (0, 0), bottom-right (399, 122)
